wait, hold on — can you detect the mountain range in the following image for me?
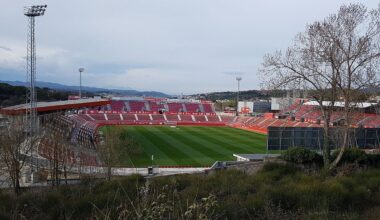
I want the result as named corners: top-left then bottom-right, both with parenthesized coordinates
top-left (0, 80), bottom-right (171, 98)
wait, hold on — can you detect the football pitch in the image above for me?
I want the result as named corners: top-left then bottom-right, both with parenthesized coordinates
top-left (105, 126), bottom-right (267, 167)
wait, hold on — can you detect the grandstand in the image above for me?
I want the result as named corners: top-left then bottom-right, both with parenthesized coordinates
top-left (1, 96), bottom-right (380, 169)
top-left (0, 98), bottom-right (109, 168)
top-left (100, 98), bottom-right (215, 114)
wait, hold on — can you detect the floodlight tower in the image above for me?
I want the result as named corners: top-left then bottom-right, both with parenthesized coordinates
top-left (24, 5), bottom-right (47, 171)
top-left (78, 67), bottom-right (84, 98)
top-left (236, 77), bottom-right (242, 116)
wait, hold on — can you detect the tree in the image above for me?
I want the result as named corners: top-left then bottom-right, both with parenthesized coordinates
top-left (97, 127), bottom-right (141, 180)
top-left (97, 127), bottom-right (122, 181)
top-left (37, 113), bottom-right (76, 185)
top-left (0, 117), bottom-right (35, 195)
top-left (260, 3), bottom-right (380, 169)
top-left (40, 131), bottom-right (73, 186)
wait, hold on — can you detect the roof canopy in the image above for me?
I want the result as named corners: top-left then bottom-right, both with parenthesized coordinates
top-left (303, 101), bottom-right (378, 109)
top-left (0, 98), bottom-right (110, 115)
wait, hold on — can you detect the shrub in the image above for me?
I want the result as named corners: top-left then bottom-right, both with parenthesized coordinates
top-left (0, 191), bottom-right (13, 219)
top-left (260, 162), bottom-right (299, 178)
top-left (281, 147), bottom-right (323, 166)
top-left (331, 148), bottom-right (367, 165)
top-left (366, 154), bottom-right (380, 168)
top-left (3, 164), bottom-right (380, 219)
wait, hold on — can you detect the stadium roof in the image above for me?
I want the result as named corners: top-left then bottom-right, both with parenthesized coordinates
top-left (303, 101), bottom-right (378, 109)
top-left (0, 98), bottom-right (111, 115)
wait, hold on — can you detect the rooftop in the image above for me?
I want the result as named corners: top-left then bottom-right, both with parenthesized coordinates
top-left (303, 101), bottom-right (378, 109)
top-left (0, 98), bottom-right (110, 115)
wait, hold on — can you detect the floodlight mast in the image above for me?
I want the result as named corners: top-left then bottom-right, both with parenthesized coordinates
top-left (24, 5), bottom-right (47, 173)
top-left (236, 77), bottom-right (242, 116)
top-left (79, 68), bottom-right (84, 98)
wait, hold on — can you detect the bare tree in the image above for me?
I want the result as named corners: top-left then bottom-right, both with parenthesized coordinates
top-left (260, 4), bottom-right (380, 169)
top-left (0, 117), bottom-right (34, 195)
top-left (97, 126), bottom-right (140, 180)
top-left (97, 126), bottom-right (122, 181)
top-left (40, 131), bottom-right (73, 186)
top-left (37, 113), bottom-right (75, 185)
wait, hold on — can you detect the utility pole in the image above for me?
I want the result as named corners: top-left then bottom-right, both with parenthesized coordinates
top-left (79, 67), bottom-right (84, 98)
top-left (236, 77), bottom-right (242, 116)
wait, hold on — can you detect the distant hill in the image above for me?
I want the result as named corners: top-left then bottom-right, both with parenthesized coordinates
top-left (0, 80), bottom-right (171, 98)
top-left (0, 83), bottom-right (73, 108)
top-left (189, 90), bottom-right (285, 101)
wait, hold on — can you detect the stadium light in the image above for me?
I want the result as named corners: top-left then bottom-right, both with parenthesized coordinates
top-left (79, 67), bottom-right (85, 98)
top-left (236, 77), bottom-right (242, 116)
top-left (24, 5), bottom-right (47, 17)
top-left (24, 4), bottom-right (47, 175)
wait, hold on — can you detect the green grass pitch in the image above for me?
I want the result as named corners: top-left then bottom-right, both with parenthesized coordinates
top-left (104, 125), bottom-right (267, 167)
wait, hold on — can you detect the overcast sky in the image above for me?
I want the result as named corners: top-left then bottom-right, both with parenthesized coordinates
top-left (0, 1), bottom-right (378, 95)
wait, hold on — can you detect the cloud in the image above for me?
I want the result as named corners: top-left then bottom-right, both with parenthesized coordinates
top-left (0, 0), bottom-right (378, 94)
top-left (223, 71), bottom-right (245, 76)
top-left (0, 46), bottom-right (11, 52)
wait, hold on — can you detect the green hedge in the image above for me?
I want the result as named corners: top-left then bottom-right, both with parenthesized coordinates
top-left (281, 147), bottom-right (323, 166)
top-left (332, 148), bottom-right (380, 167)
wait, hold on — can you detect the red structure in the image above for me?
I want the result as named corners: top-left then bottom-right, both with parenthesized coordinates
top-left (0, 98), bottom-right (111, 116)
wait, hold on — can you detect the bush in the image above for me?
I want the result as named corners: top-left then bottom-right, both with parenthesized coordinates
top-left (366, 154), bottom-right (380, 168)
top-left (2, 164), bottom-right (380, 219)
top-left (0, 191), bottom-right (13, 219)
top-left (281, 147), bottom-right (323, 166)
top-left (331, 148), bottom-right (367, 165)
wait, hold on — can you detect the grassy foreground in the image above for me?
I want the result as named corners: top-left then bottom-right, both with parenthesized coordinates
top-left (3, 164), bottom-right (380, 219)
top-left (102, 125), bottom-right (267, 167)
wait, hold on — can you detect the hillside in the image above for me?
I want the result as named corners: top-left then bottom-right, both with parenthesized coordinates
top-left (190, 90), bottom-right (286, 101)
top-left (0, 83), bottom-right (74, 108)
top-left (0, 80), bottom-right (171, 98)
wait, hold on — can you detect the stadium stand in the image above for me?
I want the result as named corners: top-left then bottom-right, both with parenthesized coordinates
top-left (302, 109), bottom-right (322, 123)
top-left (64, 99), bottom-right (380, 142)
top-left (129, 101), bottom-right (147, 112)
top-left (167, 102), bottom-right (184, 113)
top-left (207, 115), bottom-right (220, 122)
top-left (350, 112), bottom-right (368, 125)
top-left (185, 103), bottom-right (201, 113)
top-left (149, 101), bottom-right (166, 112)
top-left (136, 114), bottom-right (151, 121)
top-left (20, 97), bottom-right (379, 155)
top-left (38, 138), bottom-right (74, 163)
top-left (165, 114), bottom-right (180, 121)
top-left (78, 114), bottom-right (94, 121)
top-left (110, 100), bottom-right (125, 111)
top-left (361, 115), bottom-right (380, 128)
top-left (86, 114), bottom-right (106, 121)
top-left (105, 99), bottom-right (217, 114)
top-left (106, 113), bottom-right (121, 121)
top-left (70, 114), bottom-right (87, 125)
top-left (38, 114), bottom-right (100, 166)
top-left (202, 103), bottom-right (214, 113)
top-left (122, 113), bottom-right (136, 121)
top-left (220, 115), bottom-right (235, 123)
top-left (179, 115), bottom-right (194, 121)
top-left (194, 115), bottom-right (206, 122)
top-left (294, 105), bottom-right (314, 120)
top-left (151, 114), bottom-right (165, 121)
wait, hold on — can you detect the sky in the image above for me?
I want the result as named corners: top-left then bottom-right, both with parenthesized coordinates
top-left (0, 1), bottom-right (378, 95)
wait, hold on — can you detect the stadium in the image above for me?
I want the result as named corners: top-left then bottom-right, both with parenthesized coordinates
top-left (3, 2), bottom-right (380, 219)
top-left (1, 94), bottom-right (380, 183)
